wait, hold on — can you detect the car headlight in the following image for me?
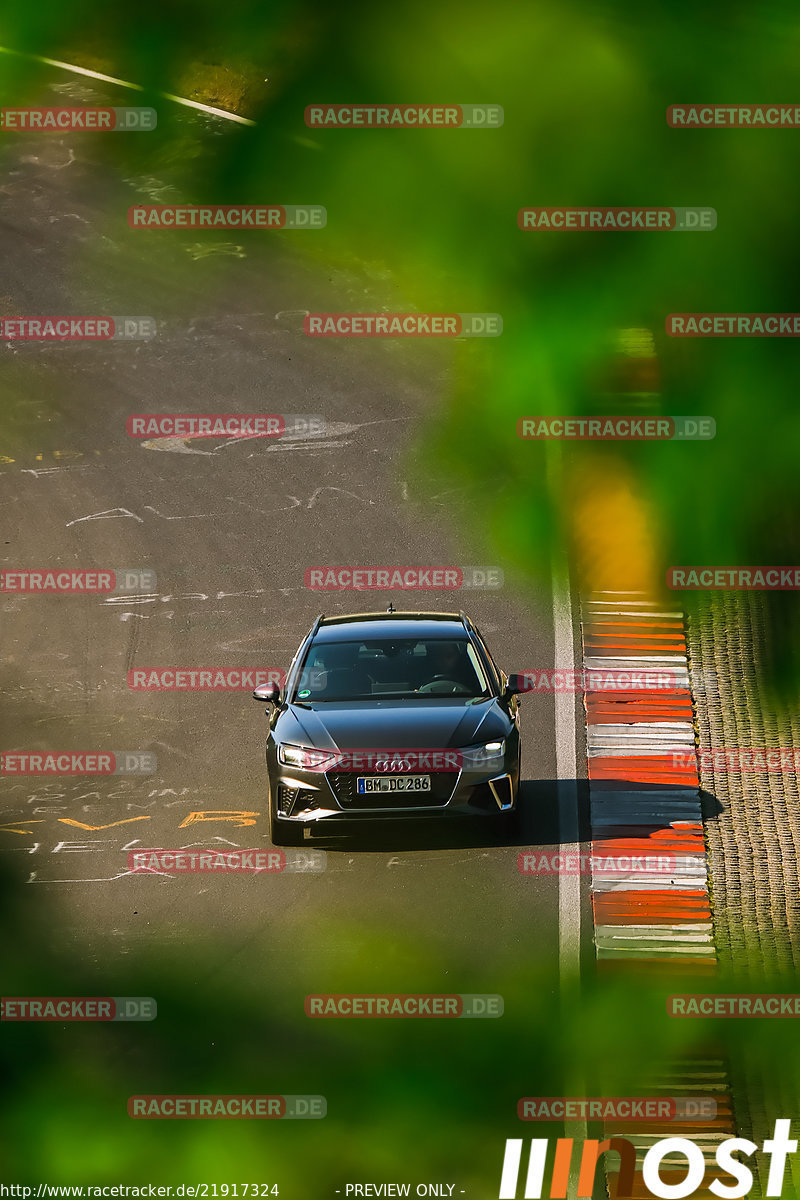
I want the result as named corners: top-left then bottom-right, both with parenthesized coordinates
top-left (279, 744), bottom-right (341, 770)
top-left (461, 739), bottom-right (506, 767)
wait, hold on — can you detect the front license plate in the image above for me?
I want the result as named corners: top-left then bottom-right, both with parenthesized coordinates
top-left (357, 775), bottom-right (432, 794)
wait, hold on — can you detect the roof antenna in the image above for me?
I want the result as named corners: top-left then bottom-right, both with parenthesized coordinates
top-left (386, 602), bottom-right (395, 613)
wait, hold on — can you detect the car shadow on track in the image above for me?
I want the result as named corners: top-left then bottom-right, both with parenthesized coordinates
top-left (586, 783), bottom-right (723, 847)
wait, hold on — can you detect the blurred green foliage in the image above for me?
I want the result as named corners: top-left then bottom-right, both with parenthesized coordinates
top-left (2, 0), bottom-right (800, 1187)
top-left (4, 855), bottom-right (800, 1188)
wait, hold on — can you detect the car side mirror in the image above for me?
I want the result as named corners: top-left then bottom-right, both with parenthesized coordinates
top-left (504, 673), bottom-right (529, 697)
top-left (253, 681), bottom-right (281, 704)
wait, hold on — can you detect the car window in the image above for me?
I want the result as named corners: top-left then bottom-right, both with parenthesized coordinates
top-left (293, 638), bottom-right (489, 701)
top-left (467, 624), bottom-right (502, 690)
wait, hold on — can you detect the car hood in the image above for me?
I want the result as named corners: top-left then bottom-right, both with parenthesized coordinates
top-left (275, 699), bottom-right (510, 751)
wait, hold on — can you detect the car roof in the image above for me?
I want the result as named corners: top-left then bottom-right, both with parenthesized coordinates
top-left (311, 611), bottom-right (470, 643)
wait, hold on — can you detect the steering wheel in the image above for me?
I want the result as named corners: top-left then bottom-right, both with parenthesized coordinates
top-left (417, 676), bottom-right (472, 695)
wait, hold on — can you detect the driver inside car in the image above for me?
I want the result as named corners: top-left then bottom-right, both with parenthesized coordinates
top-left (417, 641), bottom-right (478, 692)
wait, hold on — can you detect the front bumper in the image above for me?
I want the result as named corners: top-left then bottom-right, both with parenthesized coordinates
top-left (268, 753), bottom-right (519, 827)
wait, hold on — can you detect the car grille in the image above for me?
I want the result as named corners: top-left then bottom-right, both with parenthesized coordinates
top-left (326, 772), bottom-right (456, 810)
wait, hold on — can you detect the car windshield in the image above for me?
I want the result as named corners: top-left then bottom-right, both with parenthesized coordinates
top-left (293, 637), bottom-right (490, 701)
